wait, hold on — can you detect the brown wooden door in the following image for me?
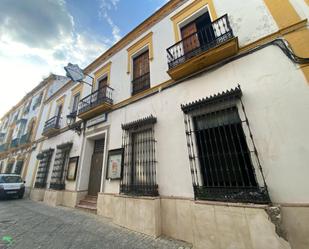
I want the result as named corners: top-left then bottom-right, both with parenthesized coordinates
top-left (88, 139), bottom-right (105, 196)
top-left (181, 21), bottom-right (200, 54)
top-left (97, 77), bottom-right (108, 101)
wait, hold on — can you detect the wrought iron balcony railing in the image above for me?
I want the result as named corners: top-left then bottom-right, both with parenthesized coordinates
top-left (10, 138), bottom-right (20, 148)
top-left (78, 85), bottom-right (113, 115)
top-left (131, 72), bottom-right (150, 95)
top-left (20, 133), bottom-right (30, 145)
top-left (43, 116), bottom-right (61, 135)
top-left (0, 143), bottom-right (8, 152)
top-left (167, 14), bottom-right (234, 69)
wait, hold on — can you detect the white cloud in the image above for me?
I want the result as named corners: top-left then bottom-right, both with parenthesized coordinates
top-left (0, 0), bottom-right (111, 117)
top-left (98, 0), bottom-right (121, 42)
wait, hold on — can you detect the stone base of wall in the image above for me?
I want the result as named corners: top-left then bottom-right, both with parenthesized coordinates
top-left (43, 189), bottom-right (63, 206)
top-left (43, 189), bottom-right (87, 208)
top-left (30, 188), bottom-right (46, 201)
top-left (97, 193), bottom-right (292, 249)
top-left (161, 198), bottom-right (291, 249)
top-left (281, 205), bottom-right (309, 249)
top-left (97, 193), bottom-right (161, 237)
top-left (62, 190), bottom-right (87, 208)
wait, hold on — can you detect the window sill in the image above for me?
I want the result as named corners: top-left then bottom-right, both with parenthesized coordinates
top-left (194, 199), bottom-right (269, 209)
top-left (116, 194), bottom-right (160, 201)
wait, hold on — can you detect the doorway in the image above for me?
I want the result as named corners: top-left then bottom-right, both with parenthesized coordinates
top-left (88, 138), bottom-right (105, 196)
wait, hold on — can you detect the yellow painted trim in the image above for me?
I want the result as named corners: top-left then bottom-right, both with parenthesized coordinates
top-left (56, 95), bottom-right (66, 105)
top-left (127, 32), bottom-right (153, 74)
top-left (263, 1), bottom-right (309, 83)
top-left (69, 84), bottom-right (83, 113)
top-left (20, 155), bottom-right (29, 179)
top-left (263, 0), bottom-right (301, 29)
top-left (93, 62), bottom-right (112, 90)
top-left (46, 103), bottom-right (53, 120)
top-left (28, 117), bottom-right (37, 142)
top-left (55, 95), bottom-right (66, 116)
top-left (239, 19), bottom-right (307, 53)
top-left (171, 0), bottom-right (217, 42)
top-left (71, 83), bottom-right (83, 96)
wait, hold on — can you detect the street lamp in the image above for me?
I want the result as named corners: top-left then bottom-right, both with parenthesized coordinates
top-left (64, 63), bottom-right (92, 135)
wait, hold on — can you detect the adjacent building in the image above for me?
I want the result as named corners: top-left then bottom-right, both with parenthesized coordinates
top-left (1, 1), bottom-right (309, 249)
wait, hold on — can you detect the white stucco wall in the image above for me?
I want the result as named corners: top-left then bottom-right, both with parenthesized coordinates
top-left (30, 81), bottom-right (86, 191)
top-left (213, 0), bottom-right (278, 46)
top-left (96, 45), bottom-right (309, 203)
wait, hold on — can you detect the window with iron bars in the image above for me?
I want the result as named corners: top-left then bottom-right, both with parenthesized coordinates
top-left (34, 149), bottom-right (54, 188)
top-left (181, 86), bottom-right (270, 204)
top-left (14, 160), bottom-right (24, 175)
top-left (49, 143), bottom-right (72, 190)
top-left (5, 162), bottom-right (14, 173)
top-left (120, 115), bottom-right (158, 196)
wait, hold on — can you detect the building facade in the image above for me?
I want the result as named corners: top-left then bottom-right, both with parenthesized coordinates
top-left (1, 0), bottom-right (309, 249)
top-left (0, 74), bottom-right (68, 192)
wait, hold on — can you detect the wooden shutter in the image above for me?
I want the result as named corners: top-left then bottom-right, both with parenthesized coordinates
top-left (181, 21), bottom-right (200, 53)
top-left (98, 77), bottom-right (108, 89)
top-left (133, 50), bottom-right (149, 80)
top-left (97, 77), bottom-right (108, 98)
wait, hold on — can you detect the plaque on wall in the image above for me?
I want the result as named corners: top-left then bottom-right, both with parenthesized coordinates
top-left (67, 157), bottom-right (79, 181)
top-left (106, 148), bottom-right (124, 180)
top-left (86, 113), bottom-right (107, 128)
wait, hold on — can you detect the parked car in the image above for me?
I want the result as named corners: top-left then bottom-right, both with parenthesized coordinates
top-left (0, 174), bottom-right (25, 199)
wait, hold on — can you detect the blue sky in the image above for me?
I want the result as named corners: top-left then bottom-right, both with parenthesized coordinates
top-left (0, 0), bottom-right (168, 117)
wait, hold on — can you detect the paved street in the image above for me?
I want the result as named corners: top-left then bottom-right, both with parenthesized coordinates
top-left (0, 199), bottom-right (191, 249)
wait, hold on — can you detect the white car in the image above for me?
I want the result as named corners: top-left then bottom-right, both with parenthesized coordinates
top-left (0, 174), bottom-right (25, 199)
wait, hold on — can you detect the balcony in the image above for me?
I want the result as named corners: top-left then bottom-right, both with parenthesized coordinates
top-left (132, 72), bottom-right (150, 95)
top-left (20, 133), bottom-right (30, 145)
top-left (0, 132), bottom-right (5, 140)
top-left (10, 138), bottom-right (20, 148)
top-left (78, 86), bottom-right (113, 120)
top-left (42, 116), bottom-right (61, 137)
top-left (0, 143), bottom-right (8, 152)
top-left (166, 14), bottom-right (239, 80)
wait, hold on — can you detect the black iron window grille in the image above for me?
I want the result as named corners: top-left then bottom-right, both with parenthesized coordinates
top-left (14, 160), bottom-right (24, 175)
top-left (167, 14), bottom-right (234, 69)
top-left (181, 85), bottom-right (270, 204)
top-left (120, 115), bottom-right (158, 196)
top-left (5, 162), bottom-right (14, 173)
top-left (49, 143), bottom-right (73, 190)
top-left (34, 149), bottom-right (54, 188)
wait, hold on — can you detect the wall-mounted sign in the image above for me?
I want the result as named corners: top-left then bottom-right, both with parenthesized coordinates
top-left (67, 157), bottom-right (79, 181)
top-left (106, 148), bottom-right (124, 180)
top-left (86, 113), bottom-right (107, 128)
